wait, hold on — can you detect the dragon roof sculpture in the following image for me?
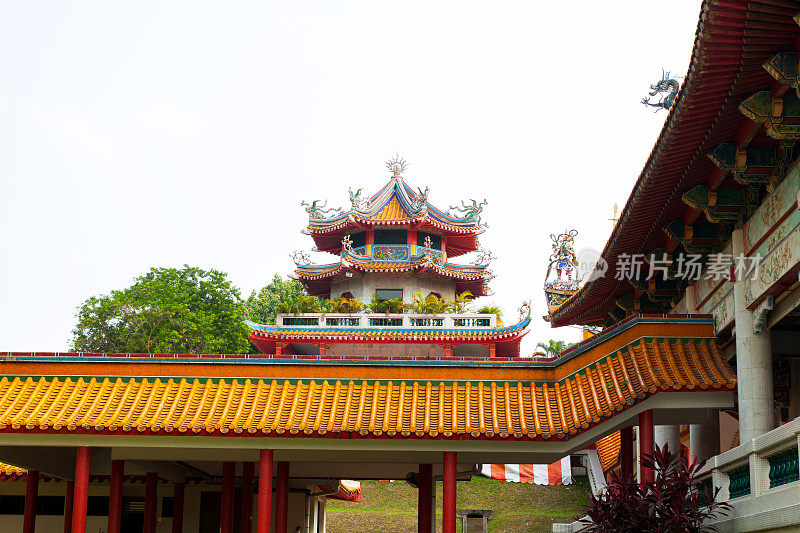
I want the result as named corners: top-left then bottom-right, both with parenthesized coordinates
top-left (641, 69), bottom-right (681, 111)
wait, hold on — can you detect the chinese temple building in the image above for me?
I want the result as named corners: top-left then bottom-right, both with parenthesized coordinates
top-left (550, 1), bottom-right (800, 531)
top-left (247, 158), bottom-right (529, 359)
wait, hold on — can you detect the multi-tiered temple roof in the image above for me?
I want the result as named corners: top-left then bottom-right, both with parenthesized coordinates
top-left (295, 161), bottom-right (491, 298)
top-left (246, 158), bottom-right (526, 357)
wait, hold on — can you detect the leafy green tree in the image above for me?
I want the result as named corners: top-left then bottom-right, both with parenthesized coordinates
top-left (246, 274), bottom-right (304, 324)
top-left (71, 265), bottom-right (250, 354)
top-left (535, 339), bottom-right (574, 356)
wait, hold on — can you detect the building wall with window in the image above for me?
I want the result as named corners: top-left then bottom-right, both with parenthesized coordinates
top-left (331, 274), bottom-right (457, 303)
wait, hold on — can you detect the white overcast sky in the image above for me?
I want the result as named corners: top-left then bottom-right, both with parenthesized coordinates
top-left (0, 1), bottom-right (701, 353)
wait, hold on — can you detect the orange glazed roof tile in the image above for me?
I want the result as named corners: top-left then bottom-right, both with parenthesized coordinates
top-left (0, 337), bottom-right (735, 440)
top-left (0, 462), bottom-right (28, 481)
top-left (596, 431), bottom-right (621, 471)
top-left (371, 197), bottom-right (411, 222)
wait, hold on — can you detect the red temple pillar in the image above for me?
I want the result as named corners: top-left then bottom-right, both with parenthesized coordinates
top-left (108, 460), bottom-right (124, 533)
top-left (408, 230), bottom-right (417, 246)
top-left (172, 482), bottom-right (185, 533)
top-left (487, 343), bottom-right (496, 358)
top-left (221, 462), bottom-right (235, 533)
top-left (241, 462), bottom-right (255, 533)
top-left (366, 230), bottom-right (375, 246)
top-left (620, 426), bottom-right (634, 480)
top-left (417, 464), bottom-right (432, 533)
top-left (63, 480), bottom-right (74, 533)
top-left (23, 469), bottom-right (39, 533)
top-left (443, 343), bottom-right (452, 358)
top-left (275, 342), bottom-right (286, 356)
top-left (71, 446), bottom-right (90, 533)
top-left (143, 472), bottom-right (158, 533)
top-left (443, 452), bottom-right (457, 533)
top-left (257, 450), bottom-right (274, 533)
top-left (639, 410), bottom-right (655, 484)
top-left (275, 461), bottom-right (290, 533)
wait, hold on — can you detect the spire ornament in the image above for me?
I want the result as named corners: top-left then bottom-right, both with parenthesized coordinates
top-left (385, 154), bottom-right (409, 178)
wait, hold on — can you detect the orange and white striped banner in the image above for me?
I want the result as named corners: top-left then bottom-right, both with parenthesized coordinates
top-left (480, 457), bottom-right (573, 485)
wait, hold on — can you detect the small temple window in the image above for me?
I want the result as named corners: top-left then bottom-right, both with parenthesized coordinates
top-left (340, 291), bottom-right (355, 300)
top-left (374, 229), bottom-right (407, 245)
top-left (348, 232), bottom-right (367, 249)
top-left (375, 289), bottom-right (403, 301)
top-left (427, 292), bottom-right (442, 299)
top-left (416, 231), bottom-right (441, 250)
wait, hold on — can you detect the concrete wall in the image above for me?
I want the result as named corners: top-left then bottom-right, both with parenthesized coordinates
top-left (331, 273), bottom-right (457, 302)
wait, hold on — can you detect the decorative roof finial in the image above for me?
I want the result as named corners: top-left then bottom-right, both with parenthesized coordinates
top-left (385, 154), bottom-right (408, 178)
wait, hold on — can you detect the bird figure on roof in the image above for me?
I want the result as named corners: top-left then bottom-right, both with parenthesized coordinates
top-left (348, 187), bottom-right (367, 209)
top-left (301, 199), bottom-right (342, 219)
top-left (641, 69), bottom-right (680, 111)
top-left (412, 186), bottom-right (430, 210)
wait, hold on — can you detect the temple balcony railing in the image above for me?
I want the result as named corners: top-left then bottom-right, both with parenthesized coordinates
top-left (699, 415), bottom-right (800, 531)
top-left (349, 244), bottom-right (446, 264)
top-left (276, 313), bottom-right (497, 329)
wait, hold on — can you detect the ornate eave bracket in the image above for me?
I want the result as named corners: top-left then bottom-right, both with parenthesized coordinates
top-left (682, 184), bottom-right (758, 223)
top-left (753, 296), bottom-right (774, 335)
top-left (662, 219), bottom-right (718, 253)
top-left (763, 52), bottom-right (800, 90)
top-left (739, 91), bottom-right (800, 140)
top-left (707, 143), bottom-right (776, 186)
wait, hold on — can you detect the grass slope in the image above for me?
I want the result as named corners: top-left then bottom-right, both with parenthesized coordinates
top-left (326, 475), bottom-right (590, 532)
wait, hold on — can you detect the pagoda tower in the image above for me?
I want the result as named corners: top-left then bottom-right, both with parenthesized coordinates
top-left (247, 157), bottom-right (531, 357)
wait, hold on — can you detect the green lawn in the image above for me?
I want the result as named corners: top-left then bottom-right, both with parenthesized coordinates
top-left (326, 475), bottom-right (591, 532)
